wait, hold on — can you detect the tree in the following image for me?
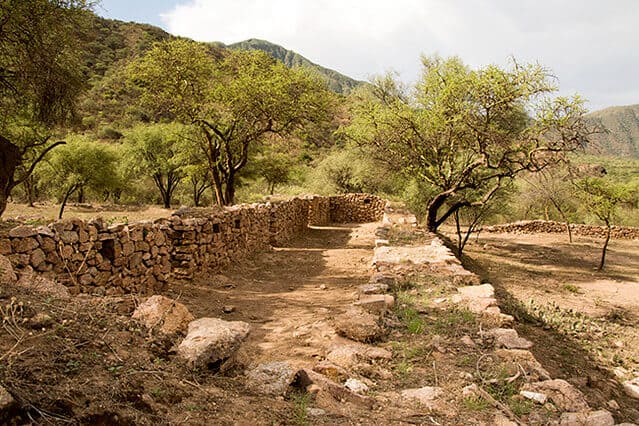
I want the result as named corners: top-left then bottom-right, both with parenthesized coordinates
top-left (0, 0), bottom-right (91, 216)
top-left (575, 177), bottom-right (635, 271)
top-left (343, 56), bottom-right (593, 231)
top-left (41, 138), bottom-right (120, 219)
top-left (124, 123), bottom-right (187, 208)
top-left (130, 39), bottom-right (335, 206)
top-left (254, 152), bottom-right (293, 195)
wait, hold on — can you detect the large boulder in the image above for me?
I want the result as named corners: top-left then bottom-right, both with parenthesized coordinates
top-left (132, 295), bottom-right (194, 335)
top-left (333, 306), bottom-right (384, 343)
top-left (177, 318), bottom-right (250, 369)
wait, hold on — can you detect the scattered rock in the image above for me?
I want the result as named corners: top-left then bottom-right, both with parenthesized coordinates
top-left (132, 295), bottom-right (194, 335)
top-left (522, 379), bottom-right (589, 412)
top-left (313, 361), bottom-right (350, 382)
top-left (357, 283), bottom-right (389, 295)
top-left (353, 294), bottom-right (394, 315)
top-left (245, 361), bottom-right (296, 396)
top-left (460, 335), bottom-right (475, 347)
top-left (177, 317), bottom-right (250, 369)
top-left (29, 312), bottom-right (54, 329)
top-left (493, 413), bottom-right (518, 426)
top-left (295, 369), bottom-right (374, 409)
top-left (0, 385), bottom-right (16, 417)
top-left (559, 410), bottom-right (614, 426)
top-left (0, 255), bottom-right (17, 285)
top-left (606, 399), bottom-right (619, 410)
top-left (400, 386), bottom-right (445, 409)
top-left (457, 283), bottom-right (495, 299)
top-left (486, 328), bottom-right (534, 349)
top-left (520, 390), bottom-right (547, 404)
top-left (344, 378), bottom-right (369, 394)
top-left (305, 407), bottom-right (326, 417)
top-left (494, 349), bottom-right (551, 381)
top-left (333, 307), bottom-right (384, 342)
top-left (369, 273), bottom-right (397, 288)
top-left (623, 377), bottom-right (639, 400)
top-left (326, 342), bottom-right (392, 369)
top-left (222, 305), bottom-right (236, 314)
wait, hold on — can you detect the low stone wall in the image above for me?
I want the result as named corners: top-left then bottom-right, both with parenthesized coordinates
top-left (484, 220), bottom-right (639, 240)
top-left (0, 194), bottom-right (386, 295)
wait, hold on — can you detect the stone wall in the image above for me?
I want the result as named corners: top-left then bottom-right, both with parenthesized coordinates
top-left (484, 220), bottom-right (639, 240)
top-left (0, 194), bottom-right (386, 294)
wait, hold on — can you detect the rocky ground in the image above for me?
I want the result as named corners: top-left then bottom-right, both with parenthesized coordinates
top-left (0, 210), bottom-right (638, 425)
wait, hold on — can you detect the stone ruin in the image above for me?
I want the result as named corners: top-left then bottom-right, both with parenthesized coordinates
top-left (0, 194), bottom-right (386, 295)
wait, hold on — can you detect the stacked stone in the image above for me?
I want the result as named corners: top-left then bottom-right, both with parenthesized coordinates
top-left (268, 198), bottom-right (310, 245)
top-left (485, 220), bottom-right (639, 240)
top-left (0, 218), bottom-right (171, 295)
top-left (307, 196), bottom-right (331, 226)
top-left (329, 194), bottom-right (386, 223)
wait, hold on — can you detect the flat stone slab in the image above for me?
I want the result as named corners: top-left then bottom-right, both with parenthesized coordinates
top-left (487, 328), bottom-right (533, 349)
top-left (522, 379), bottom-right (590, 412)
top-left (333, 306), bottom-right (384, 343)
top-left (178, 317), bottom-right (250, 369)
top-left (457, 284), bottom-right (495, 299)
top-left (133, 295), bottom-right (194, 334)
top-left (326, 342), bottom-right (392, 369)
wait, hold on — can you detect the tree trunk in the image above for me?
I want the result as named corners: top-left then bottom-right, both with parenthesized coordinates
top-left (77, 185), bottom-right (84, 203)
top-left (0, 136), bottom-right (21, 217)
top-left (426, 193), bottom-right (449, 232)
top-left (597, 221), bottom-right (611, 271)
top-left (59, 185), bottom-right (77, 219)
top-left (0, 193), bottom-right (8, 218)
top-left (224, 171), bottom-right (236, 206)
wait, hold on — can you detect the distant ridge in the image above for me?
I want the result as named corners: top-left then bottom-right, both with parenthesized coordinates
top-left (227, 38), bottom-right (363, 94)
top-left (584, 104), bottom-right (639, 157)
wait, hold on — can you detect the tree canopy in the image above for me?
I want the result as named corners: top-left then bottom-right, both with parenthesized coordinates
top-left (130, 39), bottom-right (335, 206)
top-left (343, 55), bottom-right (593, 231)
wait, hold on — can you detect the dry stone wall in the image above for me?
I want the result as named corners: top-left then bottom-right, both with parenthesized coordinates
top-left (484, 220), bottom-right (639, 240)
top-left (0, 194), bottom-right (385, 294)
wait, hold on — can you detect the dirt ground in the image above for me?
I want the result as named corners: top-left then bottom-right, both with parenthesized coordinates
top-left (457, 230), bottom-right (639, 419)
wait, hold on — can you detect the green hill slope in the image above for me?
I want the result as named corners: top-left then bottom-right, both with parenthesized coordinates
top-left (228, 38), bottom-right (362, 94)
top-left (584, 104), bottom-right (639, 157)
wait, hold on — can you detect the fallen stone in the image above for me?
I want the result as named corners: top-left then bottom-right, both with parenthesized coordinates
top-left (177, 317), bottom-right (250, 369)
top-left (374, 239), bottom-right (389, 247)
top-left (344, 378), bottom-right (369, 394)
top-left (520, 390), bottom-right (547, 404)
top-left (132, 295), bottom-right (194, 335)
top-left (313, 361), bottom-right (350, 382)
top-left (333, 307), bottom-right (384, 342)
top-left (326, 342), bottom-right (392, 369)
top-left (486, 328), bottom-right (534, 349)
top-left (494, 349), bottom-right (551, 381)
top-left (457, 283), bottom-right (495, 299)
top-left (29, 312), bottom-right (54, 329)
top-left (460, 335), bottom-right (475, 347)
top-left (222, 305), bottom-right (236, 314)
top-left (8, 225), bottom-right (37, 238)
top-left (357, 283), bottom-right (389, 295)
top-left (245, 361), bottom-right (296, 396)
top-left (305, 407), bottom-right (326, 417)
top-left (15, 267), bottom-right (70, 300)
top-left (0, 385), bottom-right (15, 416)
top-left (559, 410), bottom-right (614, 426)
top-left (295, 369), bottom-right (374, 409)
top-left (522, 379), bottom-right (589, 412)
top-left (354, 294), bottom-right (395, 315)
top-left (400, 386), bottom-right (445, 409)
top-left (369, 273), bottom-right (397, 288)
top-left (623, 377), bottom-right (639, 400)
top-left (0, 255), bottom-right (17, 285)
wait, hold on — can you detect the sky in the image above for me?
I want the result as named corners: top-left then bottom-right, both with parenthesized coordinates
top-left (98, 0), bottom-right (639, 111)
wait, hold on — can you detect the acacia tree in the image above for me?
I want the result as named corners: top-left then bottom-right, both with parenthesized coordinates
top-left (343, 56), bottom-right (593, 231)
top-left (575, 177), bottom-right (635, 271)
top-left (130, 39), bottom-right (334, 206)
top-left (0, 0), bottom-right (90, 216)
top-left (124, 123), bottom-right (187, 208)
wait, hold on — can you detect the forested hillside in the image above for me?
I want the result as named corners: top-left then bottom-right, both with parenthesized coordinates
top-left (585, 104), bottom-right (639, 157)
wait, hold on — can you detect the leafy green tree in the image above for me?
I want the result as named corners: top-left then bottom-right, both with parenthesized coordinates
top-left (253, 152), bottom-right (293, 195)
top-left (0, 0), bottom-right (91, 216)
top-left (129, 39), bottom-right (335, 206)
top-left (123, 123), bottom-right (187, 208)
top-left (41, 137), bottom-right (120, 219)
top-left (575, 177), bottom-right (636, 270)
top-left (343, 56), bottom-right (593, 231)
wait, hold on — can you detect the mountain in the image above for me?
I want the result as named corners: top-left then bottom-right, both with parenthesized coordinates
top-left (584, 104), bottom-right (639, 157)
top-left (227, 38), bottom-right (363, 94)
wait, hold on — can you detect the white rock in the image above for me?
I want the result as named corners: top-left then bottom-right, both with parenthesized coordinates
top-left (401, 386), bottom-right (444, 408)
top-left (178, 317), bottom-right (250, 369)
top-left (457, 284), bottom-right (495, 299)
top-left (520, 390), bottom-right (548, 404)
top-left (522, 379), bottom-right (589, 412)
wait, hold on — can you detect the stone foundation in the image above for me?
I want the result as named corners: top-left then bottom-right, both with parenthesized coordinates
top-left (484, 220), bottom-right (639, 240)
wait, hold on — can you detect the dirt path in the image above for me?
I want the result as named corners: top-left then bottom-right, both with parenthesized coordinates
top-left (168, 222), bottom-right (378, 368)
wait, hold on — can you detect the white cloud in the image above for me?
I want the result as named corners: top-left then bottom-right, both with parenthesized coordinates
top-left (161, 0), bottom-right (639, 110)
